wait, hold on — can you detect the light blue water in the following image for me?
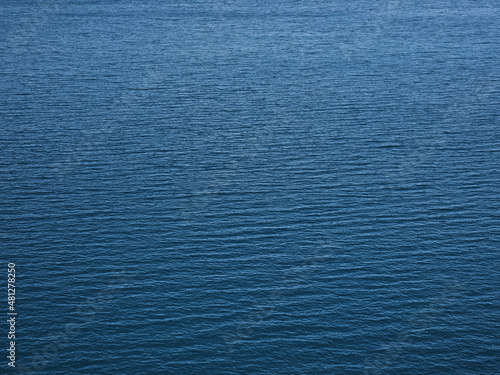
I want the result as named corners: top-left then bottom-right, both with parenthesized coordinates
top-left (1, 0), bottom-right (499, 374)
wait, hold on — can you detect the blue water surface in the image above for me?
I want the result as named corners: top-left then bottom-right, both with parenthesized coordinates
top-left (1, 0), bottom-right (499, 374)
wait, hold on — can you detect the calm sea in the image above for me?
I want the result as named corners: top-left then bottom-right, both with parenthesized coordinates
top-left (1, 0), bottom-right (499, 374)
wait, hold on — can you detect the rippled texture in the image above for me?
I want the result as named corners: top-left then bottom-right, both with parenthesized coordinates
top-left (1, 0), bottom-right (499, 374)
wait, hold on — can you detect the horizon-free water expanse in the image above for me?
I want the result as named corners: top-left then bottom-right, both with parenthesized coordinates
top-left (1, 0), bottom-right (499, 374)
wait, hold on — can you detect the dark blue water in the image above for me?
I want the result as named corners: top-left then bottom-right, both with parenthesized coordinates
top-left (1, 0), bottom-right (499, 374)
